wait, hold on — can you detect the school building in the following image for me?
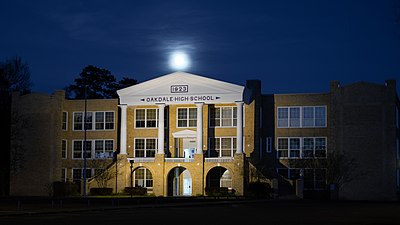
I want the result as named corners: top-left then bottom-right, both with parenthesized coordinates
top-left (9, 72), bottom-right (400, 201)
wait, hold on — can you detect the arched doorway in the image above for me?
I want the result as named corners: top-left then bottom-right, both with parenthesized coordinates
top-left (206, 167), bottom-right (233, 194)
top-left (167, 167), bottom-right (192, 196)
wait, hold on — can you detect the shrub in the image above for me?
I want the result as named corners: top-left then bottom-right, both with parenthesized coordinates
top-left (246, 181), bottom-right (273, 198)
top-left (52, 181), bottom-right (80, 197)
top-left (124, 187), bottom-right (147, 196)
top-left (205, 187), bottom-right (235, 196)
top-left (90, 188), bottom-right (113, 196)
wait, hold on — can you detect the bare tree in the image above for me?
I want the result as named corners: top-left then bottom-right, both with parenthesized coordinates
top-left (88, 157), bottom-right (121, 189)
top-left (289, 151), bottom-right (358, 191)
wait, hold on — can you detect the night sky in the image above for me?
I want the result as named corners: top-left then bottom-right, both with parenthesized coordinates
top-left (1, 0), bottom-right (399, 95)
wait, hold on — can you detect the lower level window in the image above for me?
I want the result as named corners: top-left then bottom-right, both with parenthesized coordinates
top-left (134, 167), bottom-right (153, 188)
top-left (277, 168), bottom-right (326, 190)
top-left (209, 137), bottom-right (237, 157)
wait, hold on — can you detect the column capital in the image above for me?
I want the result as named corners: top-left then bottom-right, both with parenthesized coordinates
top-left (235, 101), bottom-right (244, 106)
top-left (195, 102), bottom-right (204, 106)
top-left (156, 103), bottom-right (166, 107)
top-left (118, 104), bottom-right (128, 108)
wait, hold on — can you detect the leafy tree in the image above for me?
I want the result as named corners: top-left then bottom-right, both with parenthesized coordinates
top-left (65, 65), bottom-right (138, 99)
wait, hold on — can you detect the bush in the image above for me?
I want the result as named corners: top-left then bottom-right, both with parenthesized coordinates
top-left (246, 181), bottom-right (273, 198)
top-left (124, 187), bottom-right (147, 196)
top-left (205, 187), bottom-right (235, 196)
top-left (90, 188), bottom-right (113, 196)
top-left (52, 181), bottom-right (80, 197)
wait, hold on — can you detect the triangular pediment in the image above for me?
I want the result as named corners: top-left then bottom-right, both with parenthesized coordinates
top-left (118, 72), bottom-right (244, 105)
top-left (172, 129), bottom-right (197, 138)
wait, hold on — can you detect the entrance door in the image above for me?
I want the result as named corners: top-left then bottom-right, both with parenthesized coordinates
top-left (182, 170), bottom-right (192, 196)
top-left (183, 138), bottom-right (196, 158)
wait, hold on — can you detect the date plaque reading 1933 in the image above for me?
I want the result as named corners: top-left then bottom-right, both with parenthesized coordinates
top-left (171, 85), bottom-right (189, 93)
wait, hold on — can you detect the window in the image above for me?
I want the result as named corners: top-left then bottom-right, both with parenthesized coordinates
top-left (62, 112), bottom-right (68, 130)
top-left (61, 168), bottom-right (67, 182)
top-left (72, 140), bottom-right (92, 159)
top-left (177, 108), bottom-right (197, 127)
top-left (277, 137), bottom-right (327, 159)
top-left (209, 137), bottom-right (237, 157)
top-left (134, 138), bottom-right (157, 157)
top-left (276, 168), bottom-right (301, 180)
top-left (289, 107), bottom-right (300, 127)
top-left (73, 111), bottom-right (115, 131)
top-left (277, 107), bottom-right (288, 127)
top-left (304, 168), bottom-right (327, 190)
top-left (278, 106), bottom-right (327, 128)
top-left (94, 140), bottom-right (114, 158)
top-left (62, 140), bottom-right (67, 159)
top-left (135, 109), bottom-right (158, 128)
top-left (210, 107), bottom-right (238, 127)
top-left (289, 138), bottom-right (300, 158)
top-left (266, 137), bottom-right (272, 153)
top-left (134, 167), bottom-right (153, 188)
top-left (72, 168), bottom-right (93, 181)
top-left (277, 138), bottom-right (288, 158)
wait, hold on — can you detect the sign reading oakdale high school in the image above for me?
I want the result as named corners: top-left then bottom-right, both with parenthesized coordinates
top-left (118, 72), bottom-right (244, 105)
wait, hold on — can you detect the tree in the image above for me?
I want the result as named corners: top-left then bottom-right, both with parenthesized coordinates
top-left (0, 56), bottom-right (32, 196)
top-left (65, 65), bottom-right (138, 99)
top-left (288, 151), bottom-right (359, 191)
top-left (0, 56), bottom-right (32, 94)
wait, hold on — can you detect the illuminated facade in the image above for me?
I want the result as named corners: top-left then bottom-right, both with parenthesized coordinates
top-left (9, 72), bottom-right (400, 201)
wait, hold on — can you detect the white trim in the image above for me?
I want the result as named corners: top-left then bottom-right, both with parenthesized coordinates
top-left (277, 105), bottom-right (327, 128)
top-left (208, 136), bottom-right (239, 157)
top-left (276, 137), bottom-right (327, 159)
top-left (72, 111), bottom-right (116, 131)
top-left (172, 129), bottom-right (197, 138)
top-left (61, 139), bottom-right (67, 159)
top-left (176, 107), bottom-right (197, 128)
top-left (72, 139), bottom-right (115, 159)
top-left (209, 106), bottom-right (245, 128)
top-left (62, 111), bottom-right (68, 131)
top-left (134, 108), bottom-right (159, 129)
top-left (133, 138), bottom-right (158, 158)
top-left (266, 137), bottom-right (272, 153)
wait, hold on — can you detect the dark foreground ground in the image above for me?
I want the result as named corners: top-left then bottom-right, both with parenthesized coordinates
top-left (0, 197), bottom-right (399, 225)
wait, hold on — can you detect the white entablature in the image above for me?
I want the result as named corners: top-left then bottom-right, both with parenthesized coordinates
top-left (117, 71), bottom-right (244, 105)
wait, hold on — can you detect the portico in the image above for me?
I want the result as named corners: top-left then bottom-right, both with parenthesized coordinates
top-left (117, 72), bottom-right (253, 196)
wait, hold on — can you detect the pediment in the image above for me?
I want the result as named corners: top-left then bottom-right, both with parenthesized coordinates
top-left (172, 129), bottom-right (197, 138)
top-left (117, 72), bottom-right (244, 105)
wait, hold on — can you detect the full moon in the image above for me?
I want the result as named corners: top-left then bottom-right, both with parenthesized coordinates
top-left (169, 51), bottom-right (190, 70)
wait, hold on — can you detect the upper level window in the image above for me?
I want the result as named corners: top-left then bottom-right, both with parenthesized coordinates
top-left (210, 107), bottom-right (237, 127)
top-left (177, 108), bottom-right (197, 127)
top-left (134, 138), bottom-right (157, 158)
top-left (62, 112), bottom-right (68, 130)
top-left (62, 140), bottom-right (67, 159)
top-left (73, 111), bottom-right (114, 131)
top-left (135, 108), bottom-right (158, 128)
top-left (277, 106), bottom-right (327, 128)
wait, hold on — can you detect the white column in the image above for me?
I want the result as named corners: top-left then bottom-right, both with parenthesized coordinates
top-left (236, 101), bottom-right (244, 154)
top-left (196, 102), bottom-right (204, 154)
top-left (119, 104), bottom-right (127, 154)
top-left (157, 103), bottom-right (165, 154)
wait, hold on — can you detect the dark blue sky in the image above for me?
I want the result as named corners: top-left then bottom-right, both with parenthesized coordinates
top-left (1, 0), bottom-right (399, 95)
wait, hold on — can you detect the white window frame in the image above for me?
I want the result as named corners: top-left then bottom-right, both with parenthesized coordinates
top-left (276, 137), bottom-right (327, 159)
top-left (61, 168), bottom-right (67, 182)
top-left (133, 167), bottom-right (153, 188)
top-left (208, 137), bottom-right (237, 157)
top-left (94, 139), bottom-right (114, 159)
top-left (62, 139), bottom-right (67, 159)
top-left (134, 138), bottom-right (158, 158)
top-left (209, 106), bottom-right (240, 128)
top-left (134, 108), bottom-right (159, 129)
top-left (72, 168), bottom-right (94, 180)
top-left (177, 107), bottom-right (197, 128)
top-left (277, 106), bottom-right (327, 128)
top-left (73, 111), bottom-right (115, 131)
top-left (62, 111), bottom-right (68, 131)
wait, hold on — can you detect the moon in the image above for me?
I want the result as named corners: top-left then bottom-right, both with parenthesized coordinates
top-left (169, 51), bottom-right (190, 71)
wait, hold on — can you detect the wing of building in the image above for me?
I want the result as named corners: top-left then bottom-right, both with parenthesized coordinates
top-left (9, 72), bottom-right (400, 201)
